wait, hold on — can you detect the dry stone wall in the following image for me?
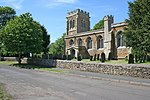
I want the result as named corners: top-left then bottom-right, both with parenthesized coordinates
top-left (25, 58), bottom-right (150, 79)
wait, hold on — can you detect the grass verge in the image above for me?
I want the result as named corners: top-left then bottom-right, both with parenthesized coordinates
top-left (12, 63), bottom-right (66, 73)
top-left (0, 83), bottom-right (13, 100)
top-left (0, 61), bottom-right (18, 65)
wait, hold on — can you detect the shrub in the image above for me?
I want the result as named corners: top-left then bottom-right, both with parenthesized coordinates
top-left (128, 54), bottom-right (134, 64)
top-left (77, 55), bottom-right (82, 61)
top-left (90, 56), bottom-right (93, 61)
top-left (97, 54), bottom-right (100, 60)
top-left (94, 54), bottom-right (96, 61)
top-left (101, 52), bottom-right (105, 63)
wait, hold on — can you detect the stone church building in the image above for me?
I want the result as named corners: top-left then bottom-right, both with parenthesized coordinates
top-left (65, 9), bottom-right (131, 59)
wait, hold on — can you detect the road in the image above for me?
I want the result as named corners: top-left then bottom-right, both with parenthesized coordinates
top-left (0, 64), bottom-right (150, 100)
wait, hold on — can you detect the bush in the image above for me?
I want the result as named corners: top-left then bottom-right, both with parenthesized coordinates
top-left (94, 54), bottom-right (96, 61)
top-left (128, 54), bottom-right (134, 64)
top-left (67, 55), bottom-right (72, 60)
top-left (101, 53), bottom-right (105, 63)
top-left (77, 55), bottom-right (82, 61)
top-left (90, 56), bottom-right (93, 61)
top-left (97, 54), bottom-right (100, 60)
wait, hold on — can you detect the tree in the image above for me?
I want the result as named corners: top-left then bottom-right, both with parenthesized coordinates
top-left (124, 0), bottom-right (150, 62)
top-left (49, 33), bottom-right (65, 55)
top-left (0, 13), bottom-right (43, 63)
top-left (0, 6), bottom-right (16, 57)
top-left (0, 6), bottom-right (16, 28)
top-left (41, 25), bottom-right (50, 54)
top-left (93, 19), bottom-right (104, 30)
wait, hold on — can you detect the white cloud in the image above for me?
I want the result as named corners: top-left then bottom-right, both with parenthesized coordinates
top-left (41, 0), bottom-right (77, 8)
top-left (55, 0), bottom-right (77, 4)
top-left (1, 0), bottom-right (24, 9)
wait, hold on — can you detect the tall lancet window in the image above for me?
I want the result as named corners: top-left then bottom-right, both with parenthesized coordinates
top-left (86, 37), bottom-right (92, 49)
top-left (97, 35), bottom-right (104, 49)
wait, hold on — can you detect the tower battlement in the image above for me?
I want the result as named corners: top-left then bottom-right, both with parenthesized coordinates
top-left (67, 9), bottom-right (89, 16)
top-left (104, 15), bottom-right (114, 21)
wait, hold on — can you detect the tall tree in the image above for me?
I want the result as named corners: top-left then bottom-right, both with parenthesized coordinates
top-left (41, 25), bottom-right (50, 54)
top-left (0, 13), bottom-right (43, 63)
top-left (124, 0), bottom-right (150, 62)
top-left (93, 19), bottom-right (104, 30)
top-left (49, 33), bottom-right (65, 55)
top-left (0, 6), bottom-right (16, 28)
top-left (0, 6), bottom-right (16, 56)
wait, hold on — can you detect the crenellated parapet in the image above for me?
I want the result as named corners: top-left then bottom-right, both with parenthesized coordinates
top-left (67, 9), bottom-right (89, 17)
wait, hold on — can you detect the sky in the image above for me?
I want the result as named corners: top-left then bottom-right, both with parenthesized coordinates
top-left (0, 0), bottom-right (134, 43)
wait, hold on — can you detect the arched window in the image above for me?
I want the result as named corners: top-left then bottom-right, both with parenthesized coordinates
top-left (86, 37), bottom-right (92, 49)
top-left (73, 20), bottom-right (75, 28)
top-left (81, 19), bottom-right (86, 28)
top-left (70, 20), bottom-right (72, 29)
top-left (69, 39), bottom-right (74, 46)
top-left (78, 38), bottom-right (82, 46)
top-left (117, 31), bottom-right (125, 47)
top-left (97, 35), bottom-right (104, 49)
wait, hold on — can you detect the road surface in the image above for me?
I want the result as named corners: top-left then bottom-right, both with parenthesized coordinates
top-left (0, 64), bottom-right (150, 100)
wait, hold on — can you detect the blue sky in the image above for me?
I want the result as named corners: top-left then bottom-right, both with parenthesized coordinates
top-left (1, 0), bottom-right (134, 43)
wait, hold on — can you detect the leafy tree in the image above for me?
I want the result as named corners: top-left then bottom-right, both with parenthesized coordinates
top-left (124, 0), bottom-right (150, 62)
top-left (0, 13), bottom-right (43, 63)
top-left (0, 6), bottom-right (16, 56)
top-left (49, 33), bottom-right (65, 55)
top-left (93, 19), bottom-right (104, 30)
top-left (0, 6), bottom-right (16, 28)
top-left (41, 25), bottom-right (50, 54)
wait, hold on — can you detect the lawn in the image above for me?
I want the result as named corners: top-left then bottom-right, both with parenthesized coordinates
top-left (0, 83), bottom-right (13, 100)
top-left (0, 61), bottom-right (18, 65)
top-left (72, 58), bottom-right (150, 64)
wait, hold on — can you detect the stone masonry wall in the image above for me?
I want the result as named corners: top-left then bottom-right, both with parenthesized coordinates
top-left (25, 58), bottom-right (150, 79)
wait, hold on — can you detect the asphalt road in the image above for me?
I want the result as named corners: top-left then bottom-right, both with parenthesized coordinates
top-left (0, 64), bottom-right (150, 100)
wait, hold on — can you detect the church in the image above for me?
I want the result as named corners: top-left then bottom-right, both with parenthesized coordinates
top-left (64, 9), bottom-right (131, 59)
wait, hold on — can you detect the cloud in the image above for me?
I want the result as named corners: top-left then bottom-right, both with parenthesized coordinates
top-left (41, 0), bottom-right (77, 8)
top-left (1, 0), bottom-right (24, 9)
top-left (55, 0), bottom-right (77, 4)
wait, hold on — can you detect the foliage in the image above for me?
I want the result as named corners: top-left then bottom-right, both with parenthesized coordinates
top-left (101, 52), bottom-right (105, 63)
top-left (0, 6), bottom-right (16, 28)
top-left (124, 0), bottom-right (150, 62)
top-left (49, 33), bottom-right (65, 55)
top-left (0, 83), bottom-right (13, 100)
top-left (41, 25), bottom-right (50, 54)
top-left (128, 54), bottom-right (134, 64)
top-left (93, 19), bottom-right (104, 30)
top-left (0, 13), bottom-right (43, 63)
top-left (0, 6), bottom-right (16, 55)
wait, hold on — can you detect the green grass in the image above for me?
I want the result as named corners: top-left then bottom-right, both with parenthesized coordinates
top-left (0, 61), bottom-right (18, 65)
top-left (105, 60), bottom-right (128, 64)
top-left (0, 83), bottom-right (13, 100)
top-left (39, 68), bottom-right (66, 73)
top-left (72, 58), bottom-right (150, 64)
top-left (12, 63), bottom-right (66, 73)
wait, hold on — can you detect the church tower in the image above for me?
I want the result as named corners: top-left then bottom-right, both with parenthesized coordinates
top-left (66, 9), bottom-right (90, 36)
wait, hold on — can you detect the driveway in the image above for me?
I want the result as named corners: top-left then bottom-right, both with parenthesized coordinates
top-left (0, 64), bottom-right (150, 100)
